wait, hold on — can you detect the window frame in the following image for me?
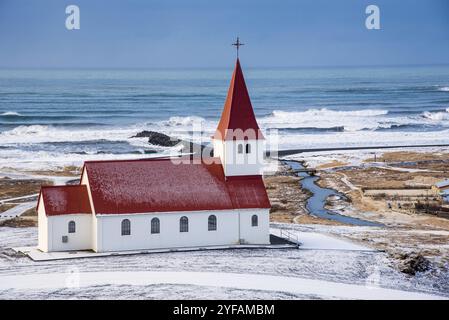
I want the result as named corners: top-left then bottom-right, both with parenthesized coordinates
top-left (151, 217), bottom-right (160, 234)
top-left (180, 216), bottom-right (189, 232)
top-left (68, 220), bottom-right (76, 233)
top-left (208, 215), bottom-right (217, 231)
top-left (251, 214), bottom-right (258, 227)
top-left (121, 219), bottom-right (131, 236)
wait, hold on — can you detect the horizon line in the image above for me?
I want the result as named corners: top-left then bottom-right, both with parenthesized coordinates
top-left (1, 63), bottom-right (449, 71)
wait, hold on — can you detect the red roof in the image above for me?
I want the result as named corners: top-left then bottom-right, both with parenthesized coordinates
top-left (38, 185), bottom-right (92, 216)
top-left (226, 175), bottom-right (271, 209)
top-left (83, 157), bottom-right (270, 214)
top-left (214, 59), bottom-right (264, 140)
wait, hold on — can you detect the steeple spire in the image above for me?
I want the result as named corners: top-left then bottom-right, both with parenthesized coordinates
top-left (213, 58), bottom-right (264, 140)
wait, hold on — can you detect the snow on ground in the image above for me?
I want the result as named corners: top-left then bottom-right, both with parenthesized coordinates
top-left (285, 149), bottom-right (384, 168)
top-left (285, 147), bottom-right (449, 168)
top-left (1, 283), bottom-right (314, 300)
top-left (0, 226), bottom-right (448, 299)
top-left (0, 202), bottom-right (35, 220)
top-left (0, 170), bottom-right (76, 185)
top-left (271, 228), bottom-right (373, 251)
top-left (0, 271), bottom-right (444, 300)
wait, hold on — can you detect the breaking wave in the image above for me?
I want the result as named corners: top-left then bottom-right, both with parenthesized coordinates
top-left (438, 87), bottom-right (449, 92)
top-left (277, 126), bottom-right (345, 133)
top-left (421, 109), bottom-right (449, 121)
top-left (0, 124), bottom-right (141, 145)
top-left (259, 108), bottom-right (390, 132)
top-left (269, 108), bottom-right (389, 119)
top-left (1, 111), bottom-right (22, 116)
top-left (162, 116), bottom-right (207, 127)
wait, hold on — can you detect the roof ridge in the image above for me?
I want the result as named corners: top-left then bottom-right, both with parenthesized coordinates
top-left (84, 156), bottom-right (222, 165)
top-left (225, 175), bottom-right (263, 180)
top-left (84, 156), bottom-right (172, 164)
top-left (41, 185), bottom-right (87, 189)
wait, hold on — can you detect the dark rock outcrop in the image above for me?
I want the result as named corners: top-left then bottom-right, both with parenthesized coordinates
top-left (394, 252), bottom-right (431, 275)
top-left (131, 131), bottom-right (180, 147)
top-left (131, 130), bottom-right (213, 157)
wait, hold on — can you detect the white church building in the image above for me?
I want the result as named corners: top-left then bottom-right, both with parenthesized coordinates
top-left (37, 58), bottom-right (271, 253)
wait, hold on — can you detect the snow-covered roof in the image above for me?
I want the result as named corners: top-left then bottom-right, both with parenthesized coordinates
top-left (82, 157), bottom-right (271, 215)
top-left (38, 185), bottom-right (92, 216)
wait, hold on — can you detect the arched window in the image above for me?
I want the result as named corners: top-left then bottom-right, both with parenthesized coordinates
top-left (151, 218), bottom-right (160, 234)
top-left (68, 221), bottom-right (76, 233)
top-left (238, 144), bottom-right (243, 154)
top-left (180, 216), bottom-right (189, 232)
top-left (208, 215), bottom-right (217, 231)
top-left (251, 215), bottom-right (258, 227)
top-left (246, 143), bottom-right (251, 154)
top-left (121, 219), bottom-right (131, 236)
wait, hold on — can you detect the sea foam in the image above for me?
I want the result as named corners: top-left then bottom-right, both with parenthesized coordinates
top-left (259, 108), bottom-right (391, 132)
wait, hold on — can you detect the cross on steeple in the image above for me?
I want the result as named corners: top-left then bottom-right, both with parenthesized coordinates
top-left (232, 37), bottom-right (244, 58)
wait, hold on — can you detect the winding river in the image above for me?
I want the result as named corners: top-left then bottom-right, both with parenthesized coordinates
top-left (284, 161), bottom-right (382, 227)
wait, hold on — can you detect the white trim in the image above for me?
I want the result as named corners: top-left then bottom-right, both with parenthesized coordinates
top-left (94, 207), bottom-right (268, 218)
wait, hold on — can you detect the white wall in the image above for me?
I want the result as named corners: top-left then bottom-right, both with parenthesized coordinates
top-left (37, 200), bottom-right (49, 252)
top-left (97, 210), bottom-right (239, 252)
top-left (95, 209), bottom-right (269, 252)
top-left (213, 138), bottom-right (264, 176)
top-left (81, 168), bottom-right (99, 251)
top-left (47, 214), bottom-right (92, 251)
top-left (91, 214), bottom-right (99, 252)
top-left (239, 209), bottom-right (270, 244)
top-left (39, 208), bottom-right (269, 252)
top-left (80, 169), bottom-right (95, 214)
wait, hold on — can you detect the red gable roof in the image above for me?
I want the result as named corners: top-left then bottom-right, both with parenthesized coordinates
top-left (83, 157), bottom-right (270, 214)
top-left (38, 185), bottom-right (92, 216)
top-left (214, 59), bottom-right (264, 140)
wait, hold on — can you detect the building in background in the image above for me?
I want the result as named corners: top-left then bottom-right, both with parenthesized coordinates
top-left (432, 179), bottom-right (449, 201)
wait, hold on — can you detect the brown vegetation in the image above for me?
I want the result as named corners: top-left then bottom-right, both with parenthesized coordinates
top-left (341, 167), bottom-right (447, 189)
top-left (0, 217), bottom-right (36, 228)
top-left (25, 165), bottom-right (81, 177)
top-left (264, 167), bottom-right (307, 223)
top-left (364, 151), bottom-right (449, 163)
top-left (0, 178), bottom-right (52, 200)
top-left (0, 203), bottom-right (16, 213)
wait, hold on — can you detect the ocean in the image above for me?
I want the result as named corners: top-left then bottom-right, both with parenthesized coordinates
top-left (1, 65), bottom-right (449, 170)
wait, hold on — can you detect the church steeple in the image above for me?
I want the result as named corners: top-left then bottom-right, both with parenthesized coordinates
top-left (212, 51), bottom-right (265, 177)
top-left (213, 58), bottom-right (264, 140)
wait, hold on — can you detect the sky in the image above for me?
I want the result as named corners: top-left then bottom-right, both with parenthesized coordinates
top-left (0, 0), bottom-right (449, 68)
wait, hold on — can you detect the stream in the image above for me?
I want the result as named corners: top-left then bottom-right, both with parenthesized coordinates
top-left (284, 161), bottom-right (383, 227)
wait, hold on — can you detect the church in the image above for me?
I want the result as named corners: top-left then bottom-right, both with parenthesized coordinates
top-left (37, 57), bottom-right (271, 253)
